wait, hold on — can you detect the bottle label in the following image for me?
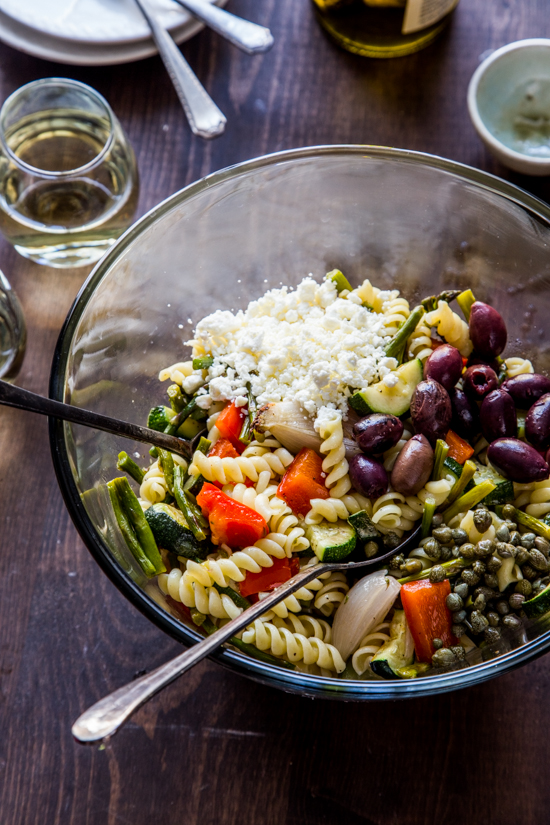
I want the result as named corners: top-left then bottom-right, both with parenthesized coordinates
top-left (402, 0), bottom-right (459, 34)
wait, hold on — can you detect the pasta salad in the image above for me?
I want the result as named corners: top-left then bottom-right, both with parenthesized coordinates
top-left (108, 270), bottom-right (550, 680)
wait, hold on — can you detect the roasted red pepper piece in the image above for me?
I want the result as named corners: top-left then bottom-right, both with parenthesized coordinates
top-left (215, 401), bottom-right (247, 453)
top-left (208, 437), bottom-right (240, 459)
top-left (277, 447), bottom-right (328, 517)
top-left (240, 556), bottom-right (292, 597)
top-left (197, 482), bottom-right (268, 548)
top-left (445, 429), bottom-right (475, 465)
top-left (401, 579), bottom-right (457, 663)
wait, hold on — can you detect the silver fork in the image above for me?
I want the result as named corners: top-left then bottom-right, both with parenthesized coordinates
top-left (134, 0), bottom-right (226, 139)
top-left (171, 0), bottom-right (274, 54)
top-left (72, 526), bottom-right (421, 743)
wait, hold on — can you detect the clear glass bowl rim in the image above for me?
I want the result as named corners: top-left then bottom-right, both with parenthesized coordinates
top-left (49, 144), bottom-right (550, 700)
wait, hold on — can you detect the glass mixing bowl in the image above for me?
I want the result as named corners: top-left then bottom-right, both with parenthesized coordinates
top-left (50, 146), bottom-right (550, 699)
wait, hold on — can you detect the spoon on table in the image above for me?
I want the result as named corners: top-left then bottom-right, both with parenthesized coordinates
top-left (133, 0), bottom-right (226, 139)
top-left (72, 525), bottom-right (422, 744)
top-left (0, 379), bottom-right (200, 461)
top-left (171, 0), bottom-right (274, 54)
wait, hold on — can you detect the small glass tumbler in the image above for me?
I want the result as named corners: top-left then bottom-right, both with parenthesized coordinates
top-left (0, 269), bottom-right (26, 381)
top-left (0, 78), bottom-right (139, 268)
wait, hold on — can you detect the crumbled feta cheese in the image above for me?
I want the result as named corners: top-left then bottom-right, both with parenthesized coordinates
top-left (182, 374), bottom-right (205, 395)
top-left (187, 275), bottom-right (398, 418)
top-left (382, 373), bottom-right (399, 388)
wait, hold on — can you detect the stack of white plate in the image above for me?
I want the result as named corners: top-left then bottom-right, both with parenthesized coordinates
top-left (0, 0), bottom-right (228, 65)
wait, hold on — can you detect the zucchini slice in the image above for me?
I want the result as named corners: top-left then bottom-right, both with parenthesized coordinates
top-left (147, 405), bottom-right (174, 432)
top-left (370, 610), bottom-right (414, 679)
top-left (349, 359), bottom-right (423, 417)
top-left (443, 456), bottom-right (464, 484)
top-left (347, 510), bottom-right (381, 544)
top-left (523, 585), bottom-right (550, 619)
top-left (305, 520), bottom-right (356, 562)
top-left (145, 503), bottom-right (207, 559)
top-left (473, 462), bottom-right (514, 506)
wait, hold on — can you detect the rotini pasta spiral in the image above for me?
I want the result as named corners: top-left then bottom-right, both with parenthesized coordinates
top-left (351, 621), bottom-right (391, 676)
top-left (270, 613), bottom-right (333, 641)
top-left (351, 279), bottom-right (385, 313)
top-left (313, 572), bottom-right (350, 616)
top-left (222, 482), bottom-right (287, 523)
top-left (316, 410), bottom-right (351, 498)
top-left (504, 357), bottom-right (534, 378)
top-left (526, 480), bottom-right (550, 519)
top-left (241, 619), bottom-right (346, 672)
top-left (139, 460), bottom-right (169, 505)
top-left (304, 491), bottom-right (373, 524)
top-left (158, 361), bottom-right (194, 384)
top-left (189, 448), bottom-right (291, 486)
top-left (407, 320), bottom-right (433, 363)
top-left (381, 297), bottom-right (411, 336)
top-left (425, 300), bottom-right (473, 356)
top-left (269, 507), bottom-right (309, 554)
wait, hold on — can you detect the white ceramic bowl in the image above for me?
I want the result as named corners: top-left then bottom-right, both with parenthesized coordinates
top-left (468, 39), bottom-right (550, 176)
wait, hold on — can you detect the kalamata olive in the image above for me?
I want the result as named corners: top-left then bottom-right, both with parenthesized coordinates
top-left (410, 379), bottom-right (452, 445)
top-left (463, 364), bottom-right (498, 401)
top-left (467, 354), bottom-right (500, 373)
top-left (469, 301), bottom-right (507, 359)
top-left (502, 373), bottom-right (550, 408)
top-left (391, 434), bottom-right (434, 496)
top-left (480, 389), bottom-right (517, 442)
top-left (424, 344), bottom-right (463, 391)
top-left (487, 438), bottom-right (549, 483)
top-left (349, 454), bottom-right (388, 499)
top-left (450, 388), bottom-right (479, 440)
top-left (353, 413), bottom-right (403, 455)
top-left (525, 393), bottom-right (550, 451)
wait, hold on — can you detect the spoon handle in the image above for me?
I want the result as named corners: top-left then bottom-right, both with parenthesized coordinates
top-left (172, 0), bottom-right (274, 54)
top-left (71, 563), bottom-right (326, 743)
top-left (0, 379), bottom-right (193, 460)
top-left (134, 0), bottom-right (226, 139)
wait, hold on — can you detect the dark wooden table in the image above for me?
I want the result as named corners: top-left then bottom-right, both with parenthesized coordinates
top-left (2, 2), bottom-right (550, 823)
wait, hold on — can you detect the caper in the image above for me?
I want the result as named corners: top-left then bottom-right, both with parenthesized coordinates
top-left (461, 569), bottom-right (480, 586)
top-left (450, 645), bottom-right (466, 660)
top-left (383, 532), bottom-right (401, 550)
top-left (474, 586), bottom-right (498, 601)
top-left (474, 509), bottom-right (492, 533)
top-left (454, 582), bottom-right (469, 599)
top-left (534, 536), bottom-right (550, 557)
top-left (504, 520), bottom-right (517, 531)
top-left (432, 648), bottom-right (456, 667)
top-left (364, 541), bottom-right (379, 558)
top-left (529, 549), bottom-right (549, 572)
top-left (423, 538), bottom-right (441, 561)
top-left (515, 580), bottom-right (533, 597)
top-left (502, 614), bottom-right (522, 630)
top-left (484, 626), bottom-right (501, 644)
top-left (515, 548), bottom-right (531, 565)
top-left (508, 593), bottom-right (525, 610)
top-left (429, 565), bottom-right (446, 584)
top-left (509, 530), bottom-right (521, 546)
top-left (495, 525), bottom-right (511, 543)
top-left (474, 594), bottom-right (487, 611)
top-left (487, 555), bottom-right (502, 572)
top-left (470, 610), bottom-right (489, 634)
top-left (401, 558), bottom-right (423, 574)
top-left (475, 539), bottom-right (494, 558)
top-left (496, 600), bottom-right (510, 615)
top-left (389, 553), bottom-right (405, 570)
top-left (432, 513), bottom-right (444, 527)
top-left (452, 623), bottom-right (466, 637)
top-left (432, 637), bottom-right (443, 650)
top-left (484, 573), bottom-right (499, 589)
top-left (473, 560), bottom-right (486, 576)
top-left (433, 526), bottom-right (452, 544)
top-left (521, 564), bottom-right (538, 581)
top-left (440, 545), bottom-right (453, 562)
top-left (521, 533), bottom-right (536, 550)
top-left (446, 592), bottom-right (463, 611)
top-left (452, 609), bottom-right (467, 623)
top-left (452, 528), bottom-right (469, 546)
top-left (451, 545), bottom-right (461, 558)
top-left (486, 611), bottom-right (500, 627)
top-left (502, 504), bottom-right (516, 520)
top-left (460, 543), bottom-right (476, 559)
top-left (497, 542), bottom-right (516, 558)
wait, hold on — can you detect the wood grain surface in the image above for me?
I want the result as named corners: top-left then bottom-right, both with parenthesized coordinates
top-left (1, 2), bottom-right (550, 823)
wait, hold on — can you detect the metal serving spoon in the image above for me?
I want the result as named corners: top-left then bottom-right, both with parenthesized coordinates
top-left (72, 526), bottom-right (421, 744)
top-left (0, 379), bottom-right (199, 461)
top-left (134, 0), bottom-right (226, 139)
top-left (171, 0), bottom-right (274, 54)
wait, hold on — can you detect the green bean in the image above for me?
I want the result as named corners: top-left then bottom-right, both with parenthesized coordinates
top-left (117, 451), bottom-right (145, 485)
top-left (157, 448), bottom-right (175, 495)
top-left (113, 477), bottom-right (166, 575)
top-left (167, 383), bottom-right (188, 413)
top-left (213, 583), bottom-right (251, 610)
top-left (446, 459), bottom-right (476, 505)
top-left (196, 437), bottom-right (211, 455)
top-left (442, 480), bottom-right (496, 524)
top-left (384, 305), bottom-right (425, 364)
top-left (107, 480), bottom-right (156, 577)
top-left (239, 383), bottom-right (255, 446)
top-left (326, 268), bottom-right (352, 293)
top-left (165, 397), bottom-right (198, 436)
top-left (173, 464), bottom-right (208, 541)
top-left (432, 439), bottom-right (450, 481)
top-left (192, 355), bottom-right (214, 370)
top-left (421, 290), bottom-right (461, 313)
top-left (421, 495), bottom-right (437, 539)
top-left (502, 507), bottom-right (550, 541)
top-left (456, 289), bottom-right (476, 321)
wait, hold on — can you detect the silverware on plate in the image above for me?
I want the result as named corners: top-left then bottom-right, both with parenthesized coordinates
top-left (172, 0), bottom-right (274, 54)
top-left (133, 0), bottom-right (226, 139)
top-left (72, 528), bottom-right (421, 743)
